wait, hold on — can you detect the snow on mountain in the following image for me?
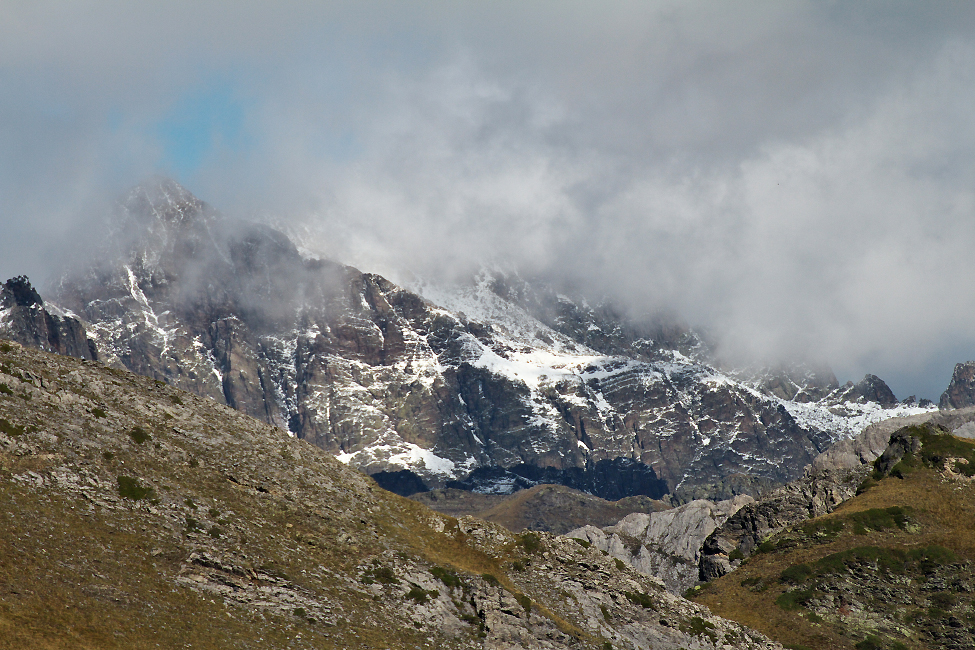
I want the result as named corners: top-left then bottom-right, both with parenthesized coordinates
top-left (7, 179), bottom-right (940, 501)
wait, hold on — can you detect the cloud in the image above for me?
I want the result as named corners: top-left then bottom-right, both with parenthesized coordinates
top-left (3, 1), bottom-right (975, 398)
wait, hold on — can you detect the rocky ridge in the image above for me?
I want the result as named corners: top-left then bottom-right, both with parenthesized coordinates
top-left (0, 276), bottom-right (97, 361)
top-left (7, 178), bottom-right (934, 502)
top-left (689, 421), bottom-right (975, 650)
top-left (0, 337), bottom-right (781, 649)
top-left (698, 406), bottom-right (975, 584)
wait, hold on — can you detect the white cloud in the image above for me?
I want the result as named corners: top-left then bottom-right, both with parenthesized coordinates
top-left (3, 1), bottom-right (975, 398)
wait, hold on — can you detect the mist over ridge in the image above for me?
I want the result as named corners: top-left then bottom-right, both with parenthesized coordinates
top-left (4, 2), bottom-right (975, 400)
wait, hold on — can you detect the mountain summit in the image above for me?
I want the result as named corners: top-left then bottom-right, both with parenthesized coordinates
top-left (6, 180), bottom-right (933, 501)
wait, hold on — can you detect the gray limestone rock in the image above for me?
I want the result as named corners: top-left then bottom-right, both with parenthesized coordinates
top-left (566, 495), bottom-right (753, 594)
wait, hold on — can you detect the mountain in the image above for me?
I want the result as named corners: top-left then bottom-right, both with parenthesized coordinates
top-left (6, 178), bottom-right (933, 502)
top-left (940, 361), bottom-right (975, 409)
top-left (0, 337), bottom-right (782, 649)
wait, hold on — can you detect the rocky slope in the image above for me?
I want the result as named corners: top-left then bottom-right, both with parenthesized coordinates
top-left (687, 421), bottom-right (975, 650)
top-left (697, 406), bottom-right (975, 586)
top-left (567, 496), bottom-right (754, 595)
top-left (5, 178), bottom-right (933, 502)
top-left (940, 361), bottom-right (975, 409)
top-left (0, 338), bottom-right (782, 649)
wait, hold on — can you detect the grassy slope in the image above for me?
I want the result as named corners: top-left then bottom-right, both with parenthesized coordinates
top-left (689, 429), bottom-right (975, 650)
top-left (0, 342), bottom-right (550, 649)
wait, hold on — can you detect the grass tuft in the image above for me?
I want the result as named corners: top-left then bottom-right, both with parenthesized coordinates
top-left (117, 475), bottom-right (155, 501)
top-left (128, 426), bottom-right (151, 445)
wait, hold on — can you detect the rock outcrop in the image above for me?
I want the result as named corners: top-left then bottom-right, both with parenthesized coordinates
top-left (698, 403), bottom-right (975, 585)
top-left (940, 361), bottom-right (975, 409)
top-left (567, 495), bottom-right (753, 594)
top-left (0, 275), bottom-right (96, 360)
top-left (698, 466), bottom-right (868, 581)
top-left (809, 411), bottom-right (937, 472)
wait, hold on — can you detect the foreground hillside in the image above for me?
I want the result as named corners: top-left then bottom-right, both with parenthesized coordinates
top-left (688, 423), bottom-right (975, 650)
top-left (0, 339), bottom-right (778, 649)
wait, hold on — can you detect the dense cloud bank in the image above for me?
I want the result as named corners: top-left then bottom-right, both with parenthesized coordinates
top-left (3, 1), bottom-right (975, 398)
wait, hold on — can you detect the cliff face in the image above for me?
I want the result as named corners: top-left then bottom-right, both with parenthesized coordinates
top-left (6, 179), bottom-right (933, 500)
top-left (941, 361), bottom-right (975, 409)
top-left (567, 495), bottom-right (754, 594)
top-left (0, 275), bottom-right (96, 361)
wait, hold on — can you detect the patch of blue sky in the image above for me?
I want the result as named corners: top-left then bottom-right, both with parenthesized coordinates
top-left (153, 78), bottom-right (255, 179)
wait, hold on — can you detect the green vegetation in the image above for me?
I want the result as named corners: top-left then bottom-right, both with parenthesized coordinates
top-left (679, 616), bottom-right (717, 643)
top-left (480, 573), bottom-right (500, 587)
top-left (847, 507), bottom-right (911, 535)
top-left (572, 537), bottom-right (592, 549)
top-left (800, 517), bottom-right (844, 542)
top-left (128, 425), bottom-right (151, 444)
top-left (361, 563), bottom-right (399, 585)
top-left (430, 566), bottom-right (461, 588)
top-left (854, 635), bottom-right (885, 650)
top-left (778, 544), bottom-right (956, 587)
top-left (406, 584), bottom-right (439, 604)
top-left (517, 531), bottom-right (542, 554)
top-left (693, 423), bottom-right (975, 650)
top-left (875, 424), bottom-right (975, 480)
top-left (0, 382), bottom-right (12, 395)
top-left (90, 406), bottom-right (108, 418)
top-left (624, 590), bottom-right (654, 609)
top-left (517, 593), bottom-right (532, 614)
top-left (0, 416), bottom-right (25, 437)
top-left (116, 475), bottom-right (155, 501)
top-left (774, 588), bottom-right (815, 611)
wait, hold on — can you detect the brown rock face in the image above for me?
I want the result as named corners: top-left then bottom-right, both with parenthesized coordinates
top-left (0, 276), bottom-right (97, 361)
top-left (940, 361), bottom-right (975, 410)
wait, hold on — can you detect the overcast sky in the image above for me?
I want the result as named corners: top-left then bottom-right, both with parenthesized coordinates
top-left (3, 1), bottom-right (975, 399)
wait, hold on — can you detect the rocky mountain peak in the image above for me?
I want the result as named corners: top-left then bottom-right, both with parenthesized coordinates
top-left (5, 181), bottom-right (939, 503)
top-left (1, 275), bottom-right (44, 309)
top-left (0, 276), bottom-right (97, 360)
top-left (121, 176), bottom-right (211, 227)
top-left (850, 373), bottom-right (898, 407)
top-left (940, 360), bottom-right (975, 410)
